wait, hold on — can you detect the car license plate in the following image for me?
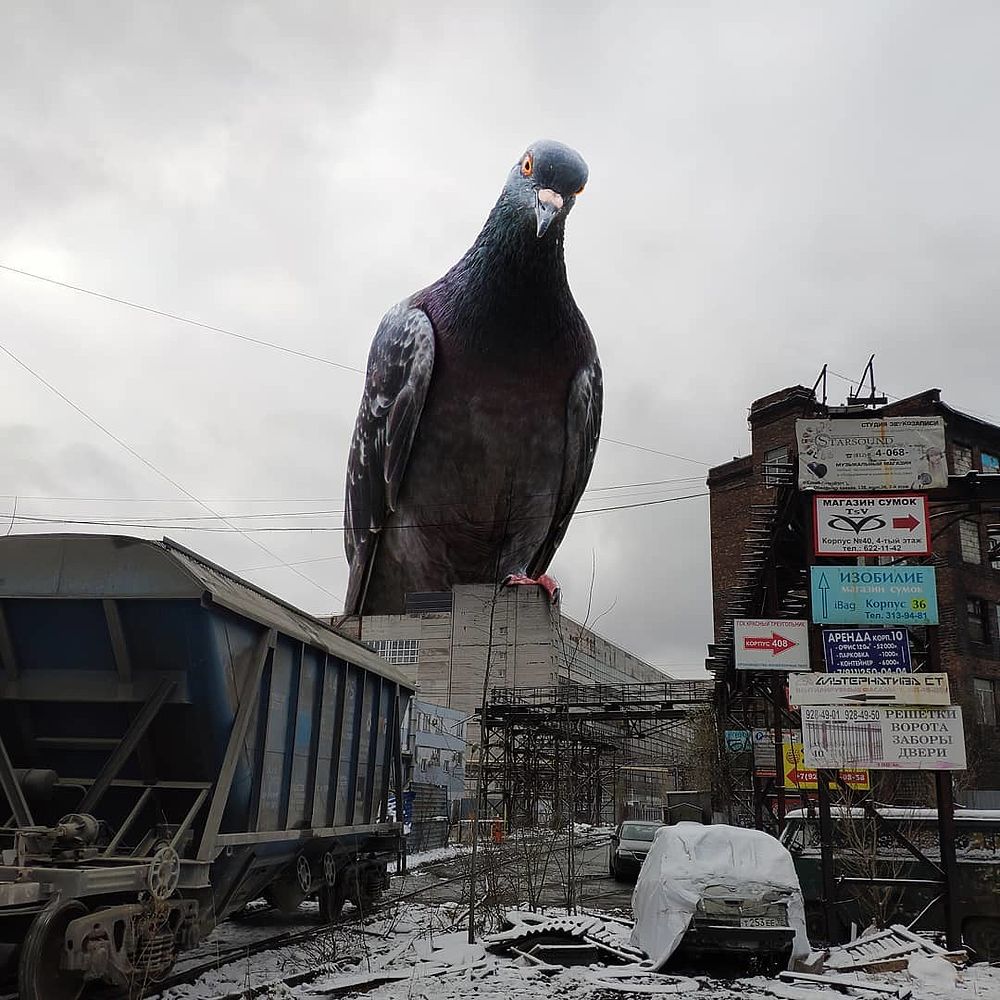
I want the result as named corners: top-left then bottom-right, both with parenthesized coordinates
top-left (741, 916), bottom-right (781, 928)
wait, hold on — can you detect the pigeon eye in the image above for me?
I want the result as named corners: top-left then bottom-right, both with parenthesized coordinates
top-left (521, 154), bottom-right (533, 177)
top-left (575, 185), bottom-right (585, 196)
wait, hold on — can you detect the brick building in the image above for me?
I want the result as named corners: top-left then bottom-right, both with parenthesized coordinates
top-left (707, 385), bottom-right (1000, 796)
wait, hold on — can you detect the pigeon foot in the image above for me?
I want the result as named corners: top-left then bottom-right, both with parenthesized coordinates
top-left (502, 573), bottom-right (561, 604)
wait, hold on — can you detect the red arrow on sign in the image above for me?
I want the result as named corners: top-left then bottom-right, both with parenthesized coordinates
top-left (892, 514), bottom-right (920, 532)
top-left (743, 632), bottom-right (798, 656)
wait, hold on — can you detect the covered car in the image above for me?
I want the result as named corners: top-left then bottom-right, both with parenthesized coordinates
top-left (631, 823), bottom-right (809, 971)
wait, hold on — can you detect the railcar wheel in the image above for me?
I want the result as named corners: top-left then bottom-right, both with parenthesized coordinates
top-left (18, 899), bottom-right (86, 1000)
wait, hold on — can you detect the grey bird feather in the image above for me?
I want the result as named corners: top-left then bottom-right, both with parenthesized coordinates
top-left (344, 140), bottom-right (602, 616)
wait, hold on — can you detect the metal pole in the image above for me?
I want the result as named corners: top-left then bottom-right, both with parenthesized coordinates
top-left (935, 771), bottom-right (960, 950)
top-left (817, 767), bottom-right (839, 944)
top-left (772, 674), bottom-right (786, 833)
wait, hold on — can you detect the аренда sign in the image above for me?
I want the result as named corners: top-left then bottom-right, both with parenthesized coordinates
top-left (796, 417), bottom-right (947, 491)
top-left (823, 627), bottom-right (912, 672)
top-left (810, 566), bottom-right (938, 625)
top-left (813, 495), bottom-right (930, 557)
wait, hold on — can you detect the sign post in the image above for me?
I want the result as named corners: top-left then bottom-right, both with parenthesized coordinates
top-left (823, 628), bottom-right (912, 672)
top-left (810, 566), bottom-right (938, 625)
top-left (796, 417), bottom-right (947, 491)
top-left (800, 705), bottom-right (966, 770)
top-left (734, 619), bottom-right (810, 672)
top-left (789, 672), bottom-right (950, 707)
top-left (813, 495), bottom-right (930, 557)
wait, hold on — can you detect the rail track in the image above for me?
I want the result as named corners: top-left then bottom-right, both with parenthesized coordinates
top-left (0, 856), bottom-right (472, 1000)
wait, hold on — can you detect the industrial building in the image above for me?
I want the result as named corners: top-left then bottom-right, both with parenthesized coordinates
top-left (345, 583), bottom-right (712, 824)
top-left (707, 383), bottom-right (1000, 806)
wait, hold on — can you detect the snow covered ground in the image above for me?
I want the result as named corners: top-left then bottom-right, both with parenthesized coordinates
top-left (146, 834), bottom-right (1000, 999)
top-left (150, 898), bottom-right (1000, 1000)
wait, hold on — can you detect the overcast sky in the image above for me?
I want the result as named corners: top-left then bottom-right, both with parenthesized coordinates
top-left (3, 3), bottom-right (999, 679)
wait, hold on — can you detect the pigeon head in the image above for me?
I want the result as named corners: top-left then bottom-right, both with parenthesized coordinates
top-left (505, 139), bottom-right (589, 239)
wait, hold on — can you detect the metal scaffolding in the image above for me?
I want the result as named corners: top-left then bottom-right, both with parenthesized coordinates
top-left (476, 680), bottom-right (713, 828)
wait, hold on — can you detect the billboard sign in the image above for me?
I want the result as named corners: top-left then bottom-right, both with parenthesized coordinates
top-left (734, 619), bottom-right (810, 672)
top-left (823, 628), bottom-right (912, 673)
top-left (724, 730), bottom-right (752, 754)
top-left (801, 705), bottom-right (966, 770)
top-left (796, 417), bottom-right (947, 491)
top-left (810, 566), bottom-right (938, 625)
top-left (813, 495), bottom-right (930, 557)
top-left (788, 671), bottom-right (950, 707)
top-left (782, 742), bottom-right (869, 791)
top-left (752, 728), bottom-right (799, 777)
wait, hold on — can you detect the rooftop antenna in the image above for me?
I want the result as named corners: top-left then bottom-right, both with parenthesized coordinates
top-left (811, 364), bottom-right (829, 407)
top-left (846, 354), bottom-right (887, 407)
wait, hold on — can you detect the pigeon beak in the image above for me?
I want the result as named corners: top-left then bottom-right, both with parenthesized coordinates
top-left (535, 188), bottom-right (564, 238)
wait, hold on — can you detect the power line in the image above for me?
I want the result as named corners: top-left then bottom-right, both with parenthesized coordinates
top-left (0, 261), bottom-right (709, 468)
top-left (0, 476), bottom-right (706, 515)
top-left (0, 338), bottom-right (341, 602)
top-left (8, 491), bottom-right (708, 533)
top-left (598, 437), bottom-right (708, 466)
top-left (0, 262), bottom-right (365, 374)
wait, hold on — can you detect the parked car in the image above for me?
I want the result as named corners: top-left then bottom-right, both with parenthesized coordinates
top-left (631, 823), bottom-right (808, 973)
top-left (608, 820), bottom-right (663, 880)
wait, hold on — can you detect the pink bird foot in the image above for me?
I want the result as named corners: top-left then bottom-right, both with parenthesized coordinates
top-left (502, 573), bottom-right (561, 604)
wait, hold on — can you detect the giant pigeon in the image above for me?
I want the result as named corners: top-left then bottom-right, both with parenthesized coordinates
top-left (344, 140), bottom-right (601, 616)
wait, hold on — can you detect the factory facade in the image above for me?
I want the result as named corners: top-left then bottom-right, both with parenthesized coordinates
top-left (355, 583), bottom-right (676, 718)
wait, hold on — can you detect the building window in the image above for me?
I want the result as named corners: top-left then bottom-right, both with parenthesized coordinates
top-left (371, 638), bottom-right (419, 665)
top-left (960, 520), bottom-right (983, 564)
top-left (763, 446), bottom-right (791, 486)
top-left (967, 597), bottom-right (990, 645)
top-left (974, 678), bottom-right (998, 727)
top-left (953, 443), bottom-right (974, 476)
top-left (983, 452), bottom-right (1000, 475)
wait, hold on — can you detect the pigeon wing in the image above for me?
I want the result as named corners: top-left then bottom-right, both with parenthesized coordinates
top-left (344, 303), bottom-right (435, 614)
top-left (528, 358), bottom-right (603, 577)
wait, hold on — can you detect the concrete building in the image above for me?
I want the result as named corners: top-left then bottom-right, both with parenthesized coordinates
top-left (707, 384), bottom-right (1000, 796)
top-left (346, 583), bottom-right (700, 816)
top-left (404, 698), bottom-right (467, 800)
top-left (357, 583), bottom-right (676, 720)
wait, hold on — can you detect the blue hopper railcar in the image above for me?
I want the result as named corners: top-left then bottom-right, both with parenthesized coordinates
top-left (0, 534), bottom-right (413, 999)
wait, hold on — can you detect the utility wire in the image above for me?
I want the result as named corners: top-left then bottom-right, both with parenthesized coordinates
top-left (9, 490), bottom-right (708, 533)
top-left (0, 262), bottom-right (364, 374)
top-left (0, 261), bottom-right (709, 467)
top-left (0, 476), bottom-right (706, 516)
top-left (0, 338), bottom-right (341, 601)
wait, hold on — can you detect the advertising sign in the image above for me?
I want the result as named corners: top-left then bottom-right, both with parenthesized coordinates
top-left (788, 672), bottom-right (950, 707)
top-left (813, 495), bottom-right (930, 557)
top-left (734, 619), bottom-right (810, 672)
top-left (823, 628), bottom-right (912, 672)
top-left (810, 566), bottom-right (938, 625)
top-left (752, 728), bottom-right (800, 777)
top-left (724, 730), bottom-right (752, 754)
top-left (801, 705), bottom-right (967, 770)
top-left (796, 417), bottom-right (947, 491)
top-left (782, 742), bottom-right (870, 791)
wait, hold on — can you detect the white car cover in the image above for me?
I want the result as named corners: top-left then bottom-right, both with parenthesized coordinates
top-left (630, 822), bottom-right (810, 968)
